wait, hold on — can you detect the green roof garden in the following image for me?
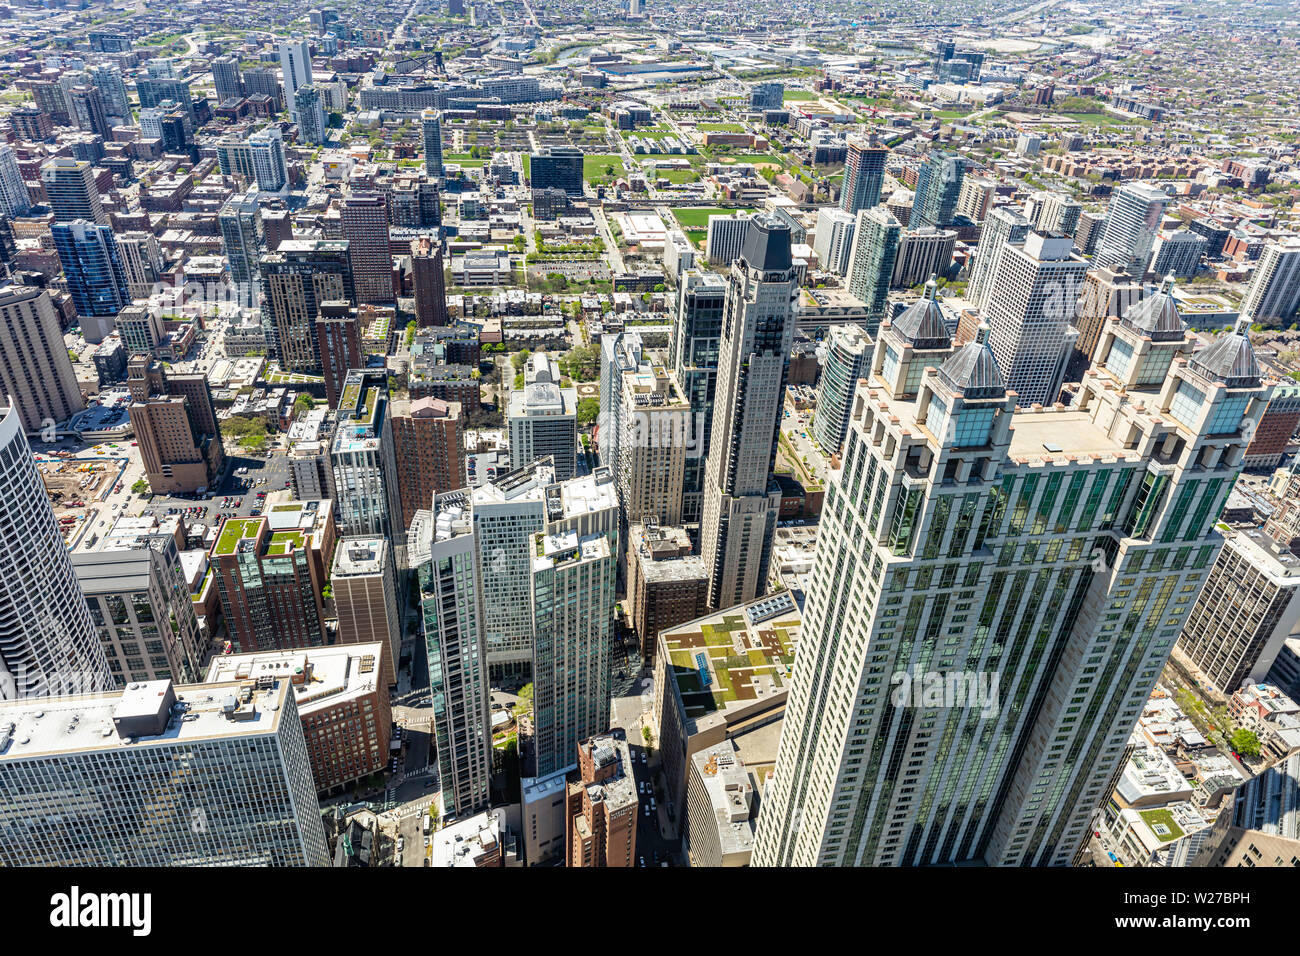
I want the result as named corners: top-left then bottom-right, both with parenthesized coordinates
top-left (213, 517), bottom-right (264, 556)
top-left (266, 530), bottom-right (307, 555)
top-left (662, 608), bottom-right (799, 719)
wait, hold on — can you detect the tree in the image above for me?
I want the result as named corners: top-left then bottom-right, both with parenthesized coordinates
top-left (511, 349), bottom-right (532, 371)
top-left (294, 393), bottom-right (315, 413)
top-left (1229, 729), bottom-right (1262, 758)
top-left (577, 397), bottom-right (600, 426)
top-left (131, 478), bottom-right (150, 495)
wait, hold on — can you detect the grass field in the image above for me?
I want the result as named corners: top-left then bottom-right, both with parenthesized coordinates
top-left (583, 154), bottom-right (624, 180)
top-left (783, 90), bottom-right (818, 102)
top-left (655, 168), bottom-right (702, 184)
top-left (445, 152), bottom-right (487, 167)
top-left (698, 122), bottom-right (745, 133)
top-left (670, 207), bottom-right (735, 229)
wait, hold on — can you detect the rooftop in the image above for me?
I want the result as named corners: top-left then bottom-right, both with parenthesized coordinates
top-left (205, 643), bottom-right (384, 714)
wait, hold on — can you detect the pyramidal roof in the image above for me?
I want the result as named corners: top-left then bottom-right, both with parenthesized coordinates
top-left (937, 324), bottom-right (1005, 400)
top-left (894, 277), bottom-right (951, 350)
top-left (1187, 317), bottom-right (1261, 388)
top-left (1121, 274), bottom-right (1185, 342)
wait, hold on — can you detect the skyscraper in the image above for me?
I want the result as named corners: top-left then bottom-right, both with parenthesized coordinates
top-left (911, 151), bottom-right (965, 231)
top-left (812, 322), bottom-right (872, 457)
top-left (508, 353), bottom-right (578, 481)
top-left (983, 232), bottom-right (1089, 408)
top-left (410, 496), bottom-right (493, 818)
top-left (700, 214), bottom-right (799, 610)
top-left (0, 401), bottom-right (110, 701)
top-left (531, 529), bottom-right (615, 776)
top-left (422, 109), bottom-right (444, 179)
top-left (0, 287), bottom-right (83, 432)
top-left (340, 193), bottom-right (394, 304)
top-left (219, 190), bottom-right (263, 289)
top-left (1240, 240), bottom-right (1300, 326)
top-left (315, 301), bottom-right (363, 408)
top-left (754, 302), bottom-right (1268, 867)
top-left (391, 396), bottom-right (465, 533)
top-left (411, 235), bottom-right (449, 327)
top-left (212, 54), bottom-right (243, 102)
top-left (249, 126), bottom-right (288, 192)
top-left (51, 219), bottom-right (130, 343)
top-left (66, 85), bottom-right (110, 138)
top-left (331, 370), bottom-right (402, 540)
top-left (839, 134), bottom-right (889, 216)
top-left (295, 84), bottom-right (327, 145)
top-left (259, 239), bottom-right (355, 372)
top-left (40, 158), bottom-right (106, 224)
top-left (529, 146), bottom-right (583, 196)
top-left (87, 63), bottom-right (130, 124)
top-left (0, 677), bottom-right (329, 865)
top-left (0, 147), bottom-right (31, 218)
top-left (812, 207), bottom-right (856, 276)
top-left (670, 271), bottom-right (726, 522)
top-left (845, 206), bottom-right (902, 332)
top-left (1093, 182), bottom-right (1169, 273)
top-left (966, 205), bottom-right (1030, 313)
top-left (279, 36), bottom-right (313, 123)
top-left (331, 536), bottom-right (403, 688)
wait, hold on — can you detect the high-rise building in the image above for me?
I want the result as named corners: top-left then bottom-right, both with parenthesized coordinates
top-left (422, 109), bottom-right (444, 178)
top-left (670, 271), bottom-right (725, 522)
top-left (411, 236), bottom-right (449, 327)
top-left (508, 353), bottom-right (578, 480)
top-left (984, 232), bottom-right (1089, 408)
top-left (812, 322), bottom-right (872, 457)
top-left (87, 63), bottom-right (130, 123)
top-left (129, 359), bottom-right (226, 495)
top-left (705, 211), bottom-right (752, 266)
top-left (966, 205), bottom-right (1030, 312)
top-left (0, 146), bottom-right (30, 218)
top-left (839, 134), bottom-right (889, 216)
top-left (890, 226), bottom-right (957, 289)
top-left (51, 219), bottom-right (129, 343)
top-left (1192, 753), bottom-right (1300, 867)
top-left (1024, 191), bottom-right (1082, 239)
top-left (0, 402), bottom-right (110, 701)
top-left (753, 304), bottom-right (1268, 867)
top-left (1244, 382), bottom-right (1300, 470)
top-left (529, 146), bottom-right (583, 196)
top-left (340, 193), bottom-right (394, 304)
top-left (956, 176), bottom-right (996, 223)
top-left (66, 84), bottom-right (110, 138)
top-left (315, 300), bottom-right (362, 408)
top-left (295, 84), bottom-right (327, 145)
top-left (260, 239), bottom-right (355, 372)
top-left (248, 126), bottom-right (289, 192)
top-left (0, 677), bottom-right (330, 865)
top-left (685, 740), bottom-right (758, 866)
top-left (531, 529), bottom-right (615, 777)
top-left (565, 732), bottom-right (638, 866)
top-left (212, 54), bottom-right (243, 101)
top-left (331, 537), bottom-right (403, 688)
top-left (410, 496), bottom-right (492, 818)
top-left (71, 534), bottom-right (207, 685)
top-left (210, 502), bottom-right (335, 652)
top-left (0, 285), bottom-right (85, 432)
top-left (40, 158), bottom-right (106, 224)
top-left (911, 152), bottom-right (965, 231)
top-left (613, 350), bottom-right (690, 527)
top-left (813, 207), bottom-right (857, 276)
top-left (1149, 231), bottom-right (1207, 280)
top-left (749, 81), bottom-right (784, 111)
top-left (1070, 264), bottom-right (1146, 379)
top-left (279, 36), bottom-right (313, 123)
top-left (115, 231), bottom-right (166, 298)
top-left (1093, 182), bottom-right (1170, 273)
top-left (626, 522), bottom-right (708, 663)
top-left (1176, 527), bottom-right (1300, 696)
top-left (331, 370), bottom-right (402, 540)
top-left (700, 214), bottom-right (799, 610)
top-left (391, 396), bottom-right (465, 532)
top-left (472, 461), bottom-right (619, 679)
top-left (845, 206), bottom-right (902, 332)
top-left (219, 190), bottom-right (263, 288)
top-left (1240, 240), bottom-right (1300, 326)
top-left (207, 644), bottom-right (392, 794)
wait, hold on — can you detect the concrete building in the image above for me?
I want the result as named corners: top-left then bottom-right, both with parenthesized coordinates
top-left (616, 361), bottom-right (690, 527)
top-left (209, 502), bottom-right (335, 653)
top-left (0, 677), bottom-right (329, 865)
top-left (812, 321), bottom-right (872, 458)
top-left (331, 370), bottom-right (402, 540)
top-left (508, 353), bottom-right (578, 481)
top-left (565, 731), bottom-right (638, 867)
top-left (1093, 182), bottom-right (1169, 274)
top-left (984, 232), bottom-right (1088, 408)
top-left (0, 403), bottom-right (111, 700)
top-left (1193, 753), bottom-right (1300, 867)
top-left (966, 205), bottom-right (1030, 313)
top-left (890, 226), bottom-right (956, 289)
top-left (685, 740), bottom-right (757, 867)
top-left (341, 193), bottom-right (394, 304)
top-left (331, 537), bottom-right (402, 688)
top-left (839, 134), bottom-right (889, 216)
top-left (700, 215), bottom-right (799, 610)
top-left (1240, 241), bottom-right (1300, 326)
top-left (812, 207), bottom-right (856, 277)
top-left (206, 644), bottom-right (392, 794)
top-left (128, 361), bottom-right (225, 496)
top-left (431, 807), bottom-right (511, 866)
top-left (40, 158), bottom-right (106, 224)
top-left (1177, 526), bottom-right (1300, 695)
top-left (0, 285), bottom-right (84, 432)
top-left (279, 36), bottom-right (313, 123)
top-left (1149, 230), bottom-right (1207, 280)
top-left (705, 211), bottom-right (752, 267)
top-left (521, 765), bottom-right (573, 865)
top-left (627, 523), bottom-right (708, 663)
top-left (753, 297), bottom-right (1269, 866)
top-left (260, 239), bottom-right (355, 373)
top-left (1070, 264), bottom-right (1145, 379)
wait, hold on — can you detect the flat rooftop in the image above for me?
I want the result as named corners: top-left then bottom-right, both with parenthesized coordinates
top-left (0, 678), bottom-right (288, 759)
top-left (1006, 408), bottom-right (1130, 463)
top-left (205, 643), bottom-right (385, 714)
top-left (660, 592), bottom-right (800, 724)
